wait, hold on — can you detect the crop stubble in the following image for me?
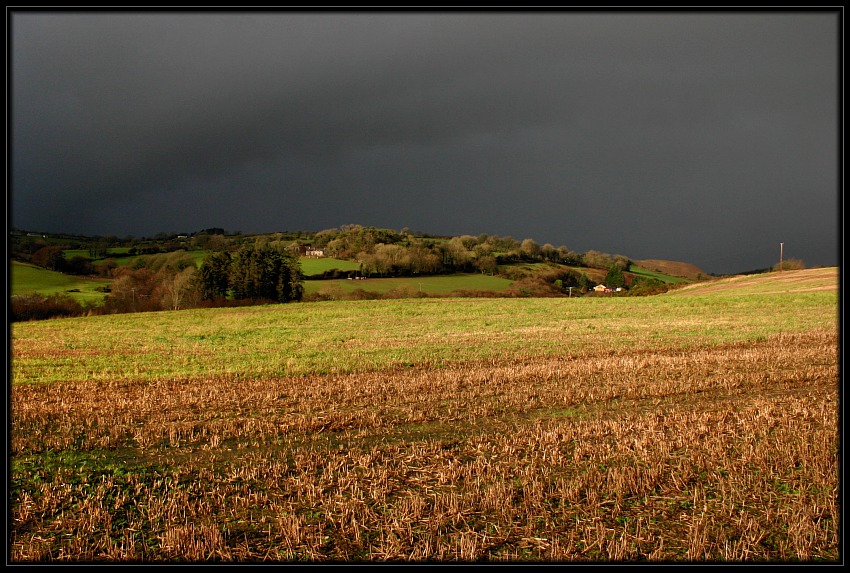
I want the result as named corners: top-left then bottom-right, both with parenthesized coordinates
top-left (11, 325), bottom-right (838, 561)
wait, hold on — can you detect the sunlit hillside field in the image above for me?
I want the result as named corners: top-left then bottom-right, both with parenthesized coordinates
top-left (10, 268), bottom-right (839, 562)
top-left (670, 266), bottom-right (839, 296)
top-left (628, 264), bottom-right (689, 284)
top-left (10, 261), bottom-right (110, 305)
top-left (63, 247), bottom-right (132, 259)
top-left (299, 256), bottom-right (361, 275)
top-left (97, 249), bottom-right (209, 269)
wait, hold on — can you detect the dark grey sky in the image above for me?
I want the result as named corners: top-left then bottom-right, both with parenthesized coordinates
top-left (10, 10), bottom-right (840, 275)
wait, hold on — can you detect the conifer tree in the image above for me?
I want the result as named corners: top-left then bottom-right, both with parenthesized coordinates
top-left (604, 264), bottom-right (626, 289)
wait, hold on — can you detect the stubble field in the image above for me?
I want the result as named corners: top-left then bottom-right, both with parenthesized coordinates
top-left (9, 268), bottom-right (840, 562)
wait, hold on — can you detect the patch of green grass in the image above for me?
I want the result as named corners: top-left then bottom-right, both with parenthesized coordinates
top-left (62, 249), bottom-right (93, 260)
top-left (63, 247), bottom-right (132, 261)
top-left (10, 261), bottom-right (109, 304)
top-left (305, 273), bottom-right (514, 296)
top-left (107, 249), bottom-right (209, 269)
top-left (10, 284), bottom-right (837, 387)
top-left (299, 257), bottom-right (361, 275)
top-left (628, 265), bottom-right (688, 284)
top-left (186, 250), bottom-right (210, 268)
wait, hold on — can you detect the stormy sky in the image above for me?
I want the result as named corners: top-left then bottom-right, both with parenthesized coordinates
top-left (10, 10), bottom-right (839, 275)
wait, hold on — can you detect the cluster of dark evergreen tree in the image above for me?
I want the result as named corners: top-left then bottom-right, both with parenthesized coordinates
top-left (198, 242), bottom-right (303, 303)
top-left (604, 264), bottom-right (626, 289)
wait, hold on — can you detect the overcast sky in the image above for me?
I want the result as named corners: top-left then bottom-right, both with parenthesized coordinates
top-left (10, 10), bottom-right (839, 275)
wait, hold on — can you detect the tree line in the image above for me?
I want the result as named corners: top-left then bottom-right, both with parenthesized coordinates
top-left (11, 224), bottom-right (669, 321)
top-left (198, 243), bottom-right (303, 304)
top-left (303, 224), bottom-right (630, 278)
top-left (14, 224), bottom-right (636, 280)
top-left (11, 241), bottom-right (304, 321)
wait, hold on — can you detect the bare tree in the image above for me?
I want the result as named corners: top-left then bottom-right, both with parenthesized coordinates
top-left (162, 266), bottom-right (199, 310)
top-left (520, 238), bottom-right (541, 260)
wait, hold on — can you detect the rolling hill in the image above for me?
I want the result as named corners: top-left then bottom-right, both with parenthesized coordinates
top-left (666, 266), bottom-right (838, 296)
top-left (633, 259), bottom-right (708, 280)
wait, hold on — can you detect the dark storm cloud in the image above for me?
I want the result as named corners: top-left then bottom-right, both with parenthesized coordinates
top-left (10, 11), bottom-right (838, 274)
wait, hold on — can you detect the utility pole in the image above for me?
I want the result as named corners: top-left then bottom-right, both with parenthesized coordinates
top-left (779, 242), bottom-right (784, 272)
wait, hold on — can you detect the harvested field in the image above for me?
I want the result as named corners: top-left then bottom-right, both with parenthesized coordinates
top-left (669, 267), bottom-right (839, 296)
top-left (9, 268), bottom-right (840, 562)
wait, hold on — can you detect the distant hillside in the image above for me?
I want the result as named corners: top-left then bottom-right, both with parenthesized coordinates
top-left (12, 225), bottom-right (712, 287)
top-left (666, 267), bottom-right (838, 297)
top-left (633, 259), bottom-right (708, 281)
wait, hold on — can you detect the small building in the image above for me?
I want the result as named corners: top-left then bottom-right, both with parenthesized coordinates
top-left (593, 284), bottom-right (607, 293)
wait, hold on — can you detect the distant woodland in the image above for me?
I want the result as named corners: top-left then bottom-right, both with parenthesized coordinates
top-left (10, 224), bottom-right (710, 321)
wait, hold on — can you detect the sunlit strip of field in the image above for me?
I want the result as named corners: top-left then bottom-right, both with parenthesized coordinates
top-left (10, 261), bottom-right (110, 304)
top-left (628, 265), bottom-right (689, 283)
top-left (10, 286), bottom-right (836, 386)
top-left (298, 256), bottom-right (361, 275)
top-left (668, 267), bottom-right (839, 296)
top-left (303, 273), bottom-right (515, 296)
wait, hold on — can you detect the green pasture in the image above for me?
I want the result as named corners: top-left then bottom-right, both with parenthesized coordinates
top-left (60, 248), bottom-right (209, 269)
top-left (497, 262), bottom-right (550, 273)
top-left (10, 270), bottom-right (838, 386)
top-left (63, 247), bottom-right (132, 260)
top-left (10, 261), bottom-right (109, 305)
top-left (628, 265), bottom-right (688, 283)
top-left (104, 249), bottom-right (209, 268)
top-left (304, 273), bottom-right (514, 296)
top-left (496, 263), bottom-right (687, 285)
top-left (299, 256), bottom-right (361, 275)
top-left (497, 262), bottom-right (569, 277)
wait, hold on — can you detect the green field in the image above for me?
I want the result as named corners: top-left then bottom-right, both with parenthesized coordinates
top-left (9, 269), bottom-right (839, 562)
top-left (105, 249), bottom-right (210, 268)
top-left (305, 273), bottom-right (514, 297)
top-left (628, 264), bottom-right (688, 283)
top-left (299, 256), bottom-right (361, 275)
top-left (63, 247), bottom-right (132, 260)
top-left (10, 261), bottom-right (110, 304)
top-left (60, 248), bottom-right (209, 269)
top-left (12, 253), bottom-right (693, 312)
top-left (11, 269), bottom-right (837, 385)
top-left (12, 256), bottom-right (512, 304)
